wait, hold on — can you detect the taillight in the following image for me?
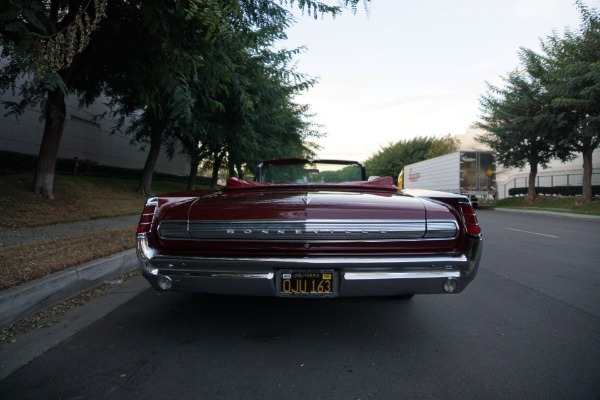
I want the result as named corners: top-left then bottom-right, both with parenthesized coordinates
top-left (460, 203), bottom-right (481, 235)
top-left (137, 197), bottom-right (158, 234)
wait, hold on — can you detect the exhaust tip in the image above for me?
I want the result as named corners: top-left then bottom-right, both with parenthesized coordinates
top-left (443, 278), bottom-right (458, 293)
top-left (157, 275), bottom-right (173, 290)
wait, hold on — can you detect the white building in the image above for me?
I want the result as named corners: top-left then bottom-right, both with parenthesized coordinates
top-left (0, 90), bottom-right (189, 176)
top-left (456, 129), bottom-right (600, 199)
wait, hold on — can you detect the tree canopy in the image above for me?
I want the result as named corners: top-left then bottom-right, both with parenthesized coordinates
top-left (365, 135), bottom-right (459, 184)
top-left (0, 0), bottom-right (371, 197)
top-left (476, 68), bottom-right (572, 200)
top-left (477, 1), bottom-right (599, 202)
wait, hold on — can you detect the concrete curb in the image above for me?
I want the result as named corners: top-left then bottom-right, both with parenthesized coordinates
top-left (0, 249), bottom-right (137, 327)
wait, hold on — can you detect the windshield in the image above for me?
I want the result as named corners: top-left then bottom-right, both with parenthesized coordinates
top-left (257, 160), bottom-right (366, 184)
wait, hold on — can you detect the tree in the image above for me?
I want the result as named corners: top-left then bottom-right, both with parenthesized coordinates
top-left (365, 135), bottom-right (458, 184)
top-left (425, 134), bottom-right (460, 159)
top-left (476, 69), bottom-right (570, 201)
top-left (523, 1), bottom-right (600, 203)
top-left (177, 0), bottom-right (367, 189)
top-left (0, 0), bottom-right (108, 199)
top-left (97, 0), bottom-right (238, 195)
top-left (166, 2), bottom-right (323, 189)
top-left (1, 0), bottom-right (370, 198)
top-left (477, 1), bottom-right (599, 203)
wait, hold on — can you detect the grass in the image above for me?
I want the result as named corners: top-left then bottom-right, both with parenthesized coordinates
top-left (0, 172), bottom-right (190, 229)
top-left (487, 196), bottom-right (600, 216)
top-left (0, 172), bottom-right (203, 290)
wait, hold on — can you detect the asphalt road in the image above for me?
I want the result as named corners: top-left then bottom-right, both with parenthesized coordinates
top-left (1, 209), bottom-right (599, 399)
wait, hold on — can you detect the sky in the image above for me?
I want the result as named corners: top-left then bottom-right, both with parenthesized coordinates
top-left (281, 0), bottom-right (589, 162)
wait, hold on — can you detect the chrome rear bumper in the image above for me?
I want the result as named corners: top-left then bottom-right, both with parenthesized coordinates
top-left (136, 235), bottom-right (482, 297)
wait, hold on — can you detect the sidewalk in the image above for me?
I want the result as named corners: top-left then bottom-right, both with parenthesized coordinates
top-left (0, 215), bottom-right (140, 327)
top-left (0, 215), bottom-right (139, 247)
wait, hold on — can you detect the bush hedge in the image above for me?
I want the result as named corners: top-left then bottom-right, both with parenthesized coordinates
top-left (508, 185), bottom-right (600, 197)
top-left (0, 150), bottom-right (212, 186)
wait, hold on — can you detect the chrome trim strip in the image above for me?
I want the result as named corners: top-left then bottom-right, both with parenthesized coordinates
top-left (426, 221), bottom-right (460, 238)
top-left (344, 270), bottom-right (461, 280)
top-left (136, 235), bottom-right (154, 261)
top-left (167, 271), bottom-right (275, 280)
top-left (146, 254), bottom-right (468, 265)
top-left (158, 219), bottom-right (459, 241)
top-left (157, 270), bottom-right (459, 281)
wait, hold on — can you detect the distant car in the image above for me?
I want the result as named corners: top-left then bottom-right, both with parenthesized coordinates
top-left (136, 158), bottom-right (482, 298)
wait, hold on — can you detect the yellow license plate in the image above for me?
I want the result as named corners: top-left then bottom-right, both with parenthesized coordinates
top-left (277, 269), bottom-right (337, 297)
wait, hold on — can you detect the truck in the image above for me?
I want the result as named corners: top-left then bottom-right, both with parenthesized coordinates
top-left (398, 151), bottom-right (497, 207)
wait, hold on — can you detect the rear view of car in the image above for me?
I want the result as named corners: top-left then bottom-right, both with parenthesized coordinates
top-left (136, 159), bottom-right (482, 298)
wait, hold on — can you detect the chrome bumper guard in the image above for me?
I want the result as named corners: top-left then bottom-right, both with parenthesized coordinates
top-left (136, 235), bottom-right (482, 296)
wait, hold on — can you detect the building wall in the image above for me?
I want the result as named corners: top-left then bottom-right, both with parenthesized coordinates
top-left (456, 129), bottom-right (600, 199)
top-left (0, 91), bottom-right (189, 176)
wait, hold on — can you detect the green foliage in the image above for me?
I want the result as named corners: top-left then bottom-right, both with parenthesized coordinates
top-left (494, 195), bottom-right (600, 216)
top-left (0, 0), bottom-right (372, 195)
top-left (424, 134), bottom-right (460, 159)
top-left (0, 150), bottom-right (37, 171)
top-left (365, 135), bottom-right (459, 183)
top-left (0, 0), bottom-right (73, 117)
top-left (477, 1), bottom-right (599, 201)
top-left (508, 185), bottom-right (600, 197)
top-left (0, 0), bottom-right (107, 85)
top-left (277, 0), bottom-right (341, 18)
top-left (169, 0), bottom-right (329, 179)
top-left (476, 69), bottom-right (567, 170)
top-left (316, 165), bottom-right (362, 182)
top-left (539, 1), bottom-right (600, 151)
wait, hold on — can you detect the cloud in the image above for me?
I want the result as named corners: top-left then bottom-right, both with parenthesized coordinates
top-left (513, 0), bottom-right (577, 20)
top-left (352, 92), bottom-right (456, 112)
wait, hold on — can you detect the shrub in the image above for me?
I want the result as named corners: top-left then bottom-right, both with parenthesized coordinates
top-left (508, 186), bottom-right (600, 197)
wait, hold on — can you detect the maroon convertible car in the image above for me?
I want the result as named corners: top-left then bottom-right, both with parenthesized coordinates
top-left (136, 158), bottom-right (482, 298)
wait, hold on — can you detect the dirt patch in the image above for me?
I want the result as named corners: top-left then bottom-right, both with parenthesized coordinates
top-left (0, 227), bottom-right (135, 290)
top-left (0, 174), bottom-right (147, 229)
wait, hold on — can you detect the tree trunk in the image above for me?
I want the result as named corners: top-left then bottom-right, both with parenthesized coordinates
top-left (210, 152), bottom-right (224, 189)
top-left (228, 159), bottom-right (236, 178)
top-left (526, 163), bottom-right (538, 201)
top-left (236, 163), bottom-right (244, 180)
top-left (138, 125), bottom-right (163, 196)
top-left (580, 146), bottom-right (595, 203)
top-left (33, 88), bottom-right (66, 200)
top-left (186, 157), bottom-right (199, 191)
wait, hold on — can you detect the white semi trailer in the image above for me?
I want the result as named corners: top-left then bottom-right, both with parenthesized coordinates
top-left (399, 151), bottom-right (497, 206)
